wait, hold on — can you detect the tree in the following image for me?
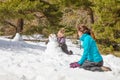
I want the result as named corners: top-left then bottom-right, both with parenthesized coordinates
top-left (59, 0), bottom-right (94, 28)
top-left (0, 0), bottom-right (63, 36)
top-left (91, 0), bottom-right (120, 51)
top-left (0, 0), bottom-right (51, 34)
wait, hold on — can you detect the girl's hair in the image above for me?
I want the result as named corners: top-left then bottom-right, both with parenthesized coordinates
top-left (77, 24), bottom-right (96, 39)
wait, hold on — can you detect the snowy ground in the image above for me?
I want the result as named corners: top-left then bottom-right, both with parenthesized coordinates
top-left (0, 34), bottom-right (120, 80)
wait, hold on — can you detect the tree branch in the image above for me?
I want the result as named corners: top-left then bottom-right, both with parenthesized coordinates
top-left (4, 20), bottom-right (16, 28)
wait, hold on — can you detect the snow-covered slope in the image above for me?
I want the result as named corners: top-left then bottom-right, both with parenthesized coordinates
top-left (0, 34), bottom-right (120, 80)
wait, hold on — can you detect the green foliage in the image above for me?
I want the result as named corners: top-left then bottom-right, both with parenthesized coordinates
top-left (59, 0), bottom-right (93, 8)
top-left (0, 31), bottom-right (4, 35)
top-left (42, 4), bottom-right (62, 26)
top-left (23, 25), bottom-right (38, 35)
top-left (92, 0), bottom-right (120, 52)
top-left (98, 44), bottom-right (114, 55)
top-left (65, 27), bottom-right (76, 36)
top-left (92, 0), bottom-right (120, 26)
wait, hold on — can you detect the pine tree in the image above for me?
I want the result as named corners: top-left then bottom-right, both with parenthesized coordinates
top-left (91, 0), bottom-right (120, 51)
top-left (0, 0), bottom-right (61, 35)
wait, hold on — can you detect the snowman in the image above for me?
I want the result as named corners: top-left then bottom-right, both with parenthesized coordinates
top-left (12, 33), bottom-right (23, 41)
top-left (45, 34), bottom-right (63, 54)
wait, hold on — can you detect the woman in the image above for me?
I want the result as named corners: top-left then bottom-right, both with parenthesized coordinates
top-left (70, 24), bottom-right (104, 71)
top-left (57, 28), bottom-right (73, 55)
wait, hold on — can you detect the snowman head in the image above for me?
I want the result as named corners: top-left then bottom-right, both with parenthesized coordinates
top-left (49, 34), bottom-right (57, 42)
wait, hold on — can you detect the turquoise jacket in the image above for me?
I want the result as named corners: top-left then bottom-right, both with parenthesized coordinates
top-left (78, 33), bottom-right (103, 65)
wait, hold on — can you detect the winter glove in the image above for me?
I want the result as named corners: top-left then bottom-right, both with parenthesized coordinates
top-left (70, 62), bottom-right (80, 68)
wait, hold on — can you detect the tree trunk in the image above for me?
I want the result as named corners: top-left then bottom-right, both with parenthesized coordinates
top-left (87, 7), bottom-right (94, 24)
top-left (16, 18), bottom-right (24, 33)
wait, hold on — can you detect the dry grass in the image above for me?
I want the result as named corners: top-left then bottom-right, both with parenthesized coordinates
top-left (114, 51), bottom-right (120, 57)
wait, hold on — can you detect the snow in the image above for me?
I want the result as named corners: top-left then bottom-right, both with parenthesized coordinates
top-left (0, 33), bottom-right (120, 80)
top-left (12, 33), bottom-right (23, 41)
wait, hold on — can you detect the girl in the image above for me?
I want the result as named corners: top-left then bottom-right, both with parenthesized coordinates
top-left (57, 28), bottom-right (73, 55)
top-left (70, 24), bottom-right (111, 71)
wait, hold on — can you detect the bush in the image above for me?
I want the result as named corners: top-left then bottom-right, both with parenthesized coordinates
top-left (0, 31), bottom-right (4, 35)
top-left (42, 28), bottom-right (50, 37)
top-left (98, 44), bottom-right (114, 55)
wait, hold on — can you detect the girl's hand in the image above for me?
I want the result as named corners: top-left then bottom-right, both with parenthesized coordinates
top-left (70, 62), bottom-right (80, 68)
